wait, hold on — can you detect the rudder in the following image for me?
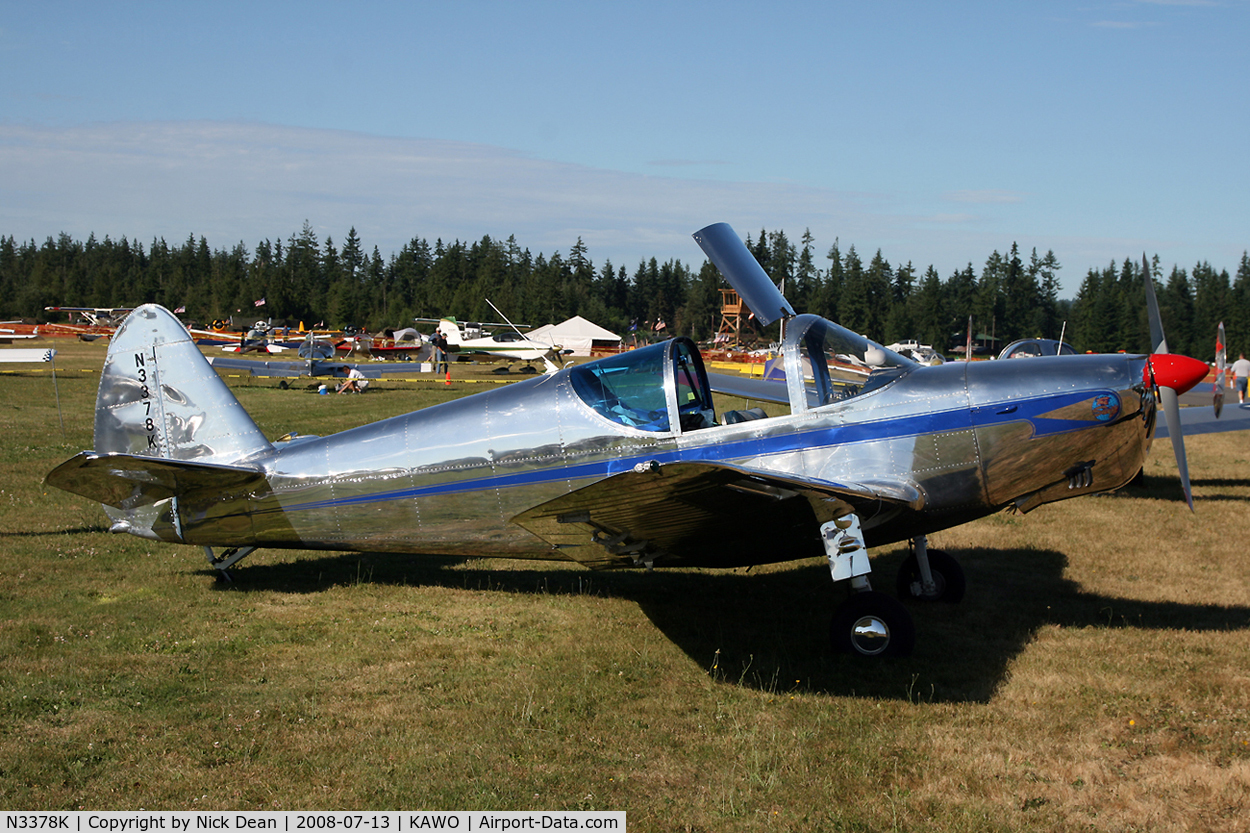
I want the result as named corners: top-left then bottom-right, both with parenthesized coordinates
top-left (94, 304), bottom-right (272, 464)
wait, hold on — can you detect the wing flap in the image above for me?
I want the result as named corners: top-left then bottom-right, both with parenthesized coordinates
top-left (512, 461), bottom-right (921, 570)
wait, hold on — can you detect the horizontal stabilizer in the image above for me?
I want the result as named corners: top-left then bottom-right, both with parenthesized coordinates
top-left (46, 451), bottom-right (267, 510)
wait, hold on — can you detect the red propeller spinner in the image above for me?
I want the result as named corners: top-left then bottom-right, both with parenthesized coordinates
top-left (1145, 353), bottom-right (1209, 394)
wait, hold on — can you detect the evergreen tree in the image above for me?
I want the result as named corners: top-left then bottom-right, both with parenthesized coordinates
top-left (1029, 248), bottom-right (1062, 340)
top-left (863, 250), bottom-right (892, 340)
top-left (838, 246), bottom-right (870, 336)
top-left (688, 261), bottom-right (722, 341)
top-left (0, 236), bottom-right (17, 317)
top-left (2, 223), bottom-right (1240, 362)
top-left (1191, 260), bottom-right (1229, 360)
top-left (1000, 243), bottom-right (1038, 339)
top-left (1228, 252), bottom-right (1250, 358)
top-left (283, 221), bottom-right (322, 322)
top-left (1162, 265), bottom-right (1194, 357)
top-left (884, 261), bottom-right (915, 344)
top-left (943, 264), bottom-right (977, 349)
top-left (815, 238), bottom-right (843, 321)
top-left (974, 251), bottom-right (1006, 348)
top-left (794, 228), bottom-right (817, 314)
top-left (912, 266), bottom-right (945, 349)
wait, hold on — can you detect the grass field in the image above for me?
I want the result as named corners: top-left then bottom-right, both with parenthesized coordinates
top-left (1, 339), bottom-right (1248, 831)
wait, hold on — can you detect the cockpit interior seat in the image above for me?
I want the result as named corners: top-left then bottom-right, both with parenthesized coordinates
top-left (721, 407), bottom-right (768, 425)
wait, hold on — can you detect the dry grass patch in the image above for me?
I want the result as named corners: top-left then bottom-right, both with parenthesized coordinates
top-left (2, 341), bottom-right (1249, 830)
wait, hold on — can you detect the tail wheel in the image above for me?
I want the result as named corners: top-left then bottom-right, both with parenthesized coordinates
top-left (830, 591), bottom-right (915, 657)
top-left (896, 548), bottom-right (966, 603)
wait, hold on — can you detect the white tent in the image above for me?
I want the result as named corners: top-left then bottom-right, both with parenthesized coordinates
top-left (527, 316), bottom-right (620, 356)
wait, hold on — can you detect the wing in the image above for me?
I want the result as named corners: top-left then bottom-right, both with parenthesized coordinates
top-left (705, 371), bottom-right (791, 406)
top-left (209, 356), bottom-right (307, 377)
top-left (208, 356), bottom-right (428, 379)
top-left (511, 460), bottom-right (922, 570)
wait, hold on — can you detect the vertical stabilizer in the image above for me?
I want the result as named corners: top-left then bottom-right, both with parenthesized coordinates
top-left (437, 318), bottom-right (463, 346)
top-left (95, 304), bottom-right (272, 464)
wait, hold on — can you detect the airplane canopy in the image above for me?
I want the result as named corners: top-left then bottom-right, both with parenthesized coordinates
top-left (694, 222), bottom-right (795, 327)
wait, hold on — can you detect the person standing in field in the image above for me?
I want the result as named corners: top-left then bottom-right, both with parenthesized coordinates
top-left (1232, 352), bottom-right (1250, 405)
top-left (430, 331), bottom-right (450, 374)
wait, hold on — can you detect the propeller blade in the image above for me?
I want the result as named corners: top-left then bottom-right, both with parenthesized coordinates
top-left (1143, 254), bottom-right (1168, 354)
top-left (1159, 385), bottom-right (1194, 511)
top-left (1143, 253), bottom-right (1195, 511)
top-left (1214, 321), bottom-right (1227, 418)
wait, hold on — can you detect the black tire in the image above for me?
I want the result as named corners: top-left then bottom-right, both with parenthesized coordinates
top-left (896, 548), bottom-right (966, 603)
top-left (830, 591), bottom-right (915, 657)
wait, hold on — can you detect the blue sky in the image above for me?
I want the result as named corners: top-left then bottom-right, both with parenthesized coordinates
top-left (1, 0), bottom-right (1246, 297)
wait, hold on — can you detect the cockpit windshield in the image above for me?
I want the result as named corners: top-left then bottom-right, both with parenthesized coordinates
top-left (569, 337), bottom-right (714, 433)
top-left (783, 314), bottom-right (918, 410)
top-left (570, 341), bottom-right (672, 431)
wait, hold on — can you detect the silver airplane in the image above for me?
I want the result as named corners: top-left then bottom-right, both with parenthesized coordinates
top-left (45, 223), bottom-right (1210, 658)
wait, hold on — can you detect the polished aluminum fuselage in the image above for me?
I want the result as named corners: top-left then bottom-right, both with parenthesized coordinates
top-left (170, 352), bottom-right (1155, 566)
top-left (66, 304), bottom-right (1156, 570)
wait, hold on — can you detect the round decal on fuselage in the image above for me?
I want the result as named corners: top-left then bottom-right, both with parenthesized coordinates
top-left (1092, 392), bottom-right (1121, 422)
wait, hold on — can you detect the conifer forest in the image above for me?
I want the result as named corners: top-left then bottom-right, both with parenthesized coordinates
top-left (2, 222), bottom-right (1247, 358)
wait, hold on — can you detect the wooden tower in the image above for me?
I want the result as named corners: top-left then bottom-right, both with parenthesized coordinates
top-left (717, 288), bottom-right (748, 349)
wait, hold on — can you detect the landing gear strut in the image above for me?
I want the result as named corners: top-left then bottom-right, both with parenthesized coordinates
top-left (896, 535), bottom-right (965, 603)
top-left (204, 545), bottom-right (257, 582)
top-left (822, 513), bottom-right (916, 657)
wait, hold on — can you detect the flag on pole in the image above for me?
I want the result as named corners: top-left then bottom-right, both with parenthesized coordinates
top-left (254, 298), bottom-right (266, 307)
top-left (174, 305), bottom-right (186, 314)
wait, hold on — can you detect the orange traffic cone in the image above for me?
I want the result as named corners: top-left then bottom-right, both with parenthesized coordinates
top-left (445, 370), bottom-right (451, 386)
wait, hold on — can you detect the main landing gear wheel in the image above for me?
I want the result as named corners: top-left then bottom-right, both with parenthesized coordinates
top-left (830, 591), bottom-right (915, 657)
top-left (896, 548), bottom-right (966, 603)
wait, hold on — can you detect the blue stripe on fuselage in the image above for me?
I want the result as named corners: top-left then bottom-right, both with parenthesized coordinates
top-left (271, 388), bottom-right (1118, 514)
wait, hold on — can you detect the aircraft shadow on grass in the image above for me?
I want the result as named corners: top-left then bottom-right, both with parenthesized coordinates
top-left (205, 545), bottom-right (1250, 704)
top-left (1114, 473), bottom-right (1250, 504)
top-left (8, 525), bottom-right (112, 537)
